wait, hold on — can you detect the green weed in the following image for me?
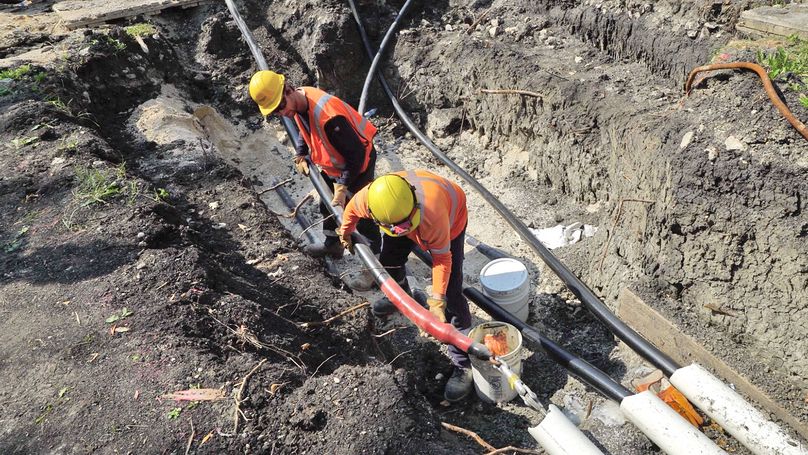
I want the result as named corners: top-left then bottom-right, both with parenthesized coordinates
top-left (800, 94), bottom-right (808, 109)
top-left (154, 188), bottom-right (169, 202)
top-left (756, 35), bottom-right (808, 81)
top-left (0, 64), bottom-right (31, 80)
top-left (105, 307), bottom-right (133, 324)
top-left (11, 136), bottom-right (39, 150)
top-left (167, 408), bottom-right (182, 419)
top-left (73, 165), bottom-right (125, 206)
top-left (108, 37), bottom-right (126, 52)
top-left (2, 226), bottom-right (29, 253)
top-left (125, 23), bottom-right (156, 38)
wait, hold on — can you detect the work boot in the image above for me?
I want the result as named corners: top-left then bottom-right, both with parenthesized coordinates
top-left (303, 240), bottom-right (344, 259)
top-left (371, 287), bottom-right (429, 317)
top-left (344, 268), bottom-right (375, 291)
top-left (444, 367), bottom-right (474, 402)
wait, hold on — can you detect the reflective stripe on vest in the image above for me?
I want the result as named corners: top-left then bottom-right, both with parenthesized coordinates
top-left (296, 87), bottom-right (376, 178)
top-left (405, 171), bottom-right (459, 255)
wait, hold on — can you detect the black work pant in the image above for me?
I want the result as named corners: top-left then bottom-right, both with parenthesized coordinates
top-left (320, 148), bottom-right (380, 254)
top-left (379, 226), bottom-right (471, 369)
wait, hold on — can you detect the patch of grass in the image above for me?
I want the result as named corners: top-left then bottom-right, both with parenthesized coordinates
top-left (755, 34), bottom-right (808, 81)
top-left (108, 37), bottom-right (126, 52)
top-left (73, 164), bottom-right (126, 206)
top-left (800, 94), bottom-right (808, 109)
top-left (167, 407), bottom-right (182, 419)
top-left (0, 64), bottom-right (31, 80)
top-left (125, 23), bottom-right (156, 38)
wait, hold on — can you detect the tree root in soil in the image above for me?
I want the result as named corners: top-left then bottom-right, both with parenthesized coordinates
top-left (299, 301), bottom-right (370, 328)
top-left (684, 62), bottom-right (808, 141)
top-left (480, 88), bottom-right (543, 99)
top-left (233, 358), bottom-right (267, 434)
top-left (441, 422), bottom-right (541, 455)
top-left (257, 178), bottom-right (293, 195)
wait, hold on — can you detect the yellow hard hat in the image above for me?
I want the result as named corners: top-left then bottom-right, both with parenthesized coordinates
top-left (367, 174), bottom-right (421, 237)
top-left (249, 70), bottom-right (285, 116)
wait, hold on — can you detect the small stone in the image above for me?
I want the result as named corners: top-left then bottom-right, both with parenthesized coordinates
top-left (704, 22), bottom-right (718, 31)
top-left (208, 201), bottom-right (219, 210)
top-left (490, 18), bottom-right (499, 27)
top-left (444, 24), bottom-right (453, 31)
top-left (136, 232), bottom-right (146, 239)
top-left (724, 135), bottom-right (746, 151)
top-left (574, 56), bottom-right (583, 63)
top-left (504, 26), bottom-right (519, 34)
top-left (687, 29), bottom-right (698, 39)
top-left (435, 373), bottom-right (445, 381)
top-left (680, 131), bottom-right (694, 149)
top-left (488, 26), bottom-right (498, 38)
top-left (333, 377), bottom-right (341, 384)
top-left (212, 222), bottom-right (227, 230)
top-left (706, 147), bottom-right (718, 161)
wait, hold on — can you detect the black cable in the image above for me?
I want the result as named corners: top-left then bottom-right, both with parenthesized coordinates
top-left (346, 0), bottom-right (679, 376)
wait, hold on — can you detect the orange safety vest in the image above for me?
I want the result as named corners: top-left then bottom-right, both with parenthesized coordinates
top-left (294, 87), bottom-right (377, 178)
top-left (341, 170), bottom-right (467, 296)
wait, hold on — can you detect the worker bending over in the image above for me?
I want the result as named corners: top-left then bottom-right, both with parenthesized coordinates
top-left (337, 170), bottom-right (474, 401)
top-left (249, 70), bottom-right (380, 261)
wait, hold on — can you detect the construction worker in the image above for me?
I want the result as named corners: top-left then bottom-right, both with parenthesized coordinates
top-left (248, 70), bottom-right (380, 259)
top-left (337, 170), bottom-right (474, 402)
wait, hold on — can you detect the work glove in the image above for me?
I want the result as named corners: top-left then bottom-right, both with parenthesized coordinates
top-left (338, 228), bottom-right (354, 254)
top-left (331, 183), bottom-right (349, 207)
top-left (293, 155), bottom-right (309, 175)
top-left (419, 297), bottom-right (447, 338)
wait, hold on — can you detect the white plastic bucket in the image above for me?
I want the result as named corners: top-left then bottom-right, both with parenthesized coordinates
top-left (479, 258), bottom-right (531, 322)
top-left (468, 321), bottom-right (523, 403)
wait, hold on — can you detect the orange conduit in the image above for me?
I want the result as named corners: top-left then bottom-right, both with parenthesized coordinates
top-left (684, 62), bottom-right (808, 142)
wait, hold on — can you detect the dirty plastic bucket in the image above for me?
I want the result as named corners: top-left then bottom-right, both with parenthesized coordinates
top-left (479, 258), bottom-right (530, 322)
top-left (469, 321), bottom-right (523, 403)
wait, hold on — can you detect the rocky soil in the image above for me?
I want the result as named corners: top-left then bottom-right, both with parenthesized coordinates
top-left (0, 0), bottom-right (806, 453)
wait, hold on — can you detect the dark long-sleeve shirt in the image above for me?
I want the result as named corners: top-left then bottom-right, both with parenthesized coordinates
top-left (295, 115), bottom-right (367, 186)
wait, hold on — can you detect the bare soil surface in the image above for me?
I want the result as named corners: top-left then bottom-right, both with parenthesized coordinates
top-left (0, 0), bottom-right (806, 454)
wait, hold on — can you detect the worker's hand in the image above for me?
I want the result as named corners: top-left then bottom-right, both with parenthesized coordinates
top-left (427, 297), bottom-right (447, 323)
top-left (293, 155), bottom-right (309, 175)
top-left (331, 183), bottom-right (349, 207)
top-left (419, 298), bottom-right (446, 338)
top-left (338, 228), bottom-right (354, 254)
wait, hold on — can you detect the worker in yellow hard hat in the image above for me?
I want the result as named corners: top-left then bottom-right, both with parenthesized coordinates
top-left (336, 170), bottom-right (474, 402)
top-left (249, 70), bottom-right (380, 272)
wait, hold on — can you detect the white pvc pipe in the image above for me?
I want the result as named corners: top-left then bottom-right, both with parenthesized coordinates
top-left (670, 364), bottom-right (808, 455)
top-left (528, 404), bottom-right (604, 455)
top-left (621, 390), bottom-right (726, 455)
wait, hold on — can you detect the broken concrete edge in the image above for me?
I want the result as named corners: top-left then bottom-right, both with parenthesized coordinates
top-left (616, 287), bottom-right (808, 442)
top-left (52, 0), bottom-right (213, 30)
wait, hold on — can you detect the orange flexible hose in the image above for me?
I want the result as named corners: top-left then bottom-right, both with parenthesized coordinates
top-left (684, 62), bottom-right (808, 141)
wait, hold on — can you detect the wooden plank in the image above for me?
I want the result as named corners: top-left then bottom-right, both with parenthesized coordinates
top-left (736, 4), bottom-right (808, 40)
top-left (52, 0), bottom-right (211, 30)
top-left (617, 288), bottom-right (808, 441)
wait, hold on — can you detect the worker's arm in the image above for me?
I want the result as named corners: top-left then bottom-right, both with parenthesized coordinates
top-left (294, 116), bottom-right (311, 157)
top-left (324, 116), bottom-right (366, 186)
top-left (424, 219), bottom-right (453, 299)
top-left (338, 187), bottom-right (371, 238)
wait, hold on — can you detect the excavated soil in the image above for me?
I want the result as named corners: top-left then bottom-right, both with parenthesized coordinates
top-left (1, 0), bottom-right (806, 453)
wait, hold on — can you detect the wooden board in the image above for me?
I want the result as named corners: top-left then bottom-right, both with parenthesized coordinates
top-left (52, 0), bottom-right (211, 30)
top-left (736, 4), bottom-right (808, 39)
top-left (617, 288), bottom-right (808, 441)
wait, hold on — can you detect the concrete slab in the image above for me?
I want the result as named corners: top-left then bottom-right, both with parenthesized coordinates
top-left (737, 4), bottom-right (808, 39)
top-left (52, 0), bottom-right (211, 30)
top-left (617, 288), bottom-right (808, 442)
